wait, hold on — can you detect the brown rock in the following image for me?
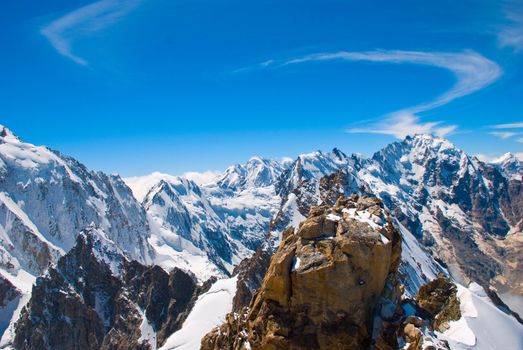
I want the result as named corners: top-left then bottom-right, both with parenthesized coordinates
top-left (202, 195), bottom-right (402, 350)
top-left (297, 209), bottom-right (338, 240)
top-left (356, 196), bottom-right (383, 210)
top-left (415, 274), bottom-right (461, 332)
top-left (297, 214), bottom-right (325, 239)
top-left (403, 323), bottom-right (422, 344)
top-left (309, 205), bottom-right (329, 217)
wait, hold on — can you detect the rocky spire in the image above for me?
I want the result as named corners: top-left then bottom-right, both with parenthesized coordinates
top-left (201, 195), bottom-right (403, 349)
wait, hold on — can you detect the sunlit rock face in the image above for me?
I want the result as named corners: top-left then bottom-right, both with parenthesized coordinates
top-left (201, 195), bottom-right (404, 350)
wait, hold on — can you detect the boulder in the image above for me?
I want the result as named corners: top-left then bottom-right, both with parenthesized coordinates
top-left (415, 274), bottom-right (461, 332)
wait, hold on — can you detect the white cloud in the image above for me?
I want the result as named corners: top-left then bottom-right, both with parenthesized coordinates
top-left (491, 121), bottom-right (523, 129)
top-left (490, 131), bottom-right (519, 139)
top-left (41, 0), bottom-right (140, 65)
top-left (348, 112), bottom-right (457, 139)
top-left (518, 138), bottom-right (523, 143)
top-left (181, 171), bottom-right (222, 186)
top-left (474, 154), bottom-right (491, 162)
top-left (258, 50), bottom-right (500, 139)
top-left (281, 50), bottom-right (501, 113)
top-left (488, 121), bottom-right (523, 141)
top-left (498, 1), bottom-right (523, 52)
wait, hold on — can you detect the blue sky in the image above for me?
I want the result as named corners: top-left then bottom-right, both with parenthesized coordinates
top-left (1, 0), bottom-right (523, 176)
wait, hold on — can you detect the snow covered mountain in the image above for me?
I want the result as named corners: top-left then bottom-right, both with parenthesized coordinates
top-left (124, 150), bottom-right (355, 280)
top-left (0, 125), bottom-right (159, 347)
top-left (491, 152), bottom-right (523, 181)
top-left (0, 124), bottom-right (521, 349)
top-left (0, 125), bottom-right (153, 280)
top-left (353, 135), bottom-right (523, 313)
top-left (217, 156), bottom-right (289, 191)
top-left (125, 135), bottom-right (522, 319)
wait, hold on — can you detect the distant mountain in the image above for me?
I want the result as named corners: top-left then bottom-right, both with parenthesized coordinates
top-left (355, 135), bottom-right (522, 305)
top-left (491, 152), bottom-right (523, 181)
top-left (217, 156), bottom-right (288, 191)
top-left (125, 149), bottom-right (355, 280)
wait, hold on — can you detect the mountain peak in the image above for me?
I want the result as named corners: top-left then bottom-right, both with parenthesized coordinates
top-left (0, 124), bottom-right (21, 143)
top-left (248, 155), bottom-right (266, 163)
top-left (490, 152), bottom-right (523, 181)
top-left (332, 147), bottom-right (348, 160)
top-left (395, 134), bottom-right (460, 158)
top-left (218, 155), bottom-right (286, 191)
top-left (405, 133), bottom-right (455, 147)
top-left (492, 152), bottom-right (520, 165)
top-left (124, 172), bottom-right (181, 202)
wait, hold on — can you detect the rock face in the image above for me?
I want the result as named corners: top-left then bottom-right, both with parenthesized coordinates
top-left (13, 232), bottom-right (198, 350)
top-left (415, 274), bottom-right (461, 332)
top-left (231, 167), bottom-right (366, 314)
top-left (0, 276), bottom-right (19, 309)
top-left (201, 195), bottom-right (402, 350)
top-left (384, 275), bottom-right (460, 350)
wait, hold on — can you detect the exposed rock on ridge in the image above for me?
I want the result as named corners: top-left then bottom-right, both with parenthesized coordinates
top-left (13, 231), bottom-right (200, 350)
top-left (201, 195), bottom-right (402, 349)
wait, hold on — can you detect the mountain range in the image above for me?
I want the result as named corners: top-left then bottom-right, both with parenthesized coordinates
top-left (0, 124), bottom-right (521, 349)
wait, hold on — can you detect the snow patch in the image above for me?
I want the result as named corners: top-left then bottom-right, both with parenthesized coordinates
top-left (438, 283), bottom-right (523, 350)
top-left (138, 307), bottom-right (157, 350)
top-left (326, 213), bottom-right (341, 222)
top-left (292, 256), bottom-right (301, 271)
top-left (159, 276), bottom-right (238, 350)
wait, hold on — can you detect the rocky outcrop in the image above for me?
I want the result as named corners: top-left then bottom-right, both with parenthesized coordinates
top-left (202, 195), bottom-right (402, 350)
top-left (121, 261), bottom-right (199, 345)
top-left (13, 232), bottom-right (199, 350)
top-left (371, 275), bottom-right (460, 350)
top-left (232, 169), bottom-right (366, 314)
top-left (231, 236), bottom-right (275, 313)
top-left (0, 275), bottom-right (19, 308)
top-left (415, 274), bottom-right (461, 332)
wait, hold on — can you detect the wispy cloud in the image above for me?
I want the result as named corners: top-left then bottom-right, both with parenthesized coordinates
top-left (488, 121), bottom-right (523, 141)
top-left (231, 59), bottom-right (276, 74)
top-left (349, 112), bottom-right (457, 139)
top-left (41, 0), bottom-right (140, 65)
top-left (247, 50), bottom-right (501, 139)
top-left (497, 1), bottom-right (523, 52)
top-left (491, 121), bottom-right (523, 129)
top-left (490, 131), bottom-right (518, 139)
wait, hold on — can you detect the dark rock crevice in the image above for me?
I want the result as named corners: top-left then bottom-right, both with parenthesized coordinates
top-left (12, 232), bottom-right (202, 350)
